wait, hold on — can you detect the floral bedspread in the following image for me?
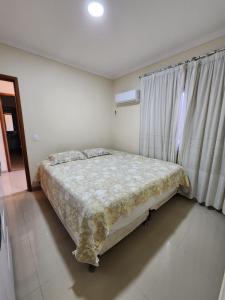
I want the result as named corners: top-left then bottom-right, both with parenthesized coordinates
top-left (38, 151), bottom-right (189, 266)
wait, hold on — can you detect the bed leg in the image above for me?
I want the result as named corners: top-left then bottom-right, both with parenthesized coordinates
top-left (88, 265), bottom-right (97, 273)
top-left (143, 211), bottom-right (151, 226)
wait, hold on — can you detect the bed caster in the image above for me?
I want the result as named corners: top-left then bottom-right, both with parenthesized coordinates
top-left (143, 218), bottom-right (151, 226)
top-left (88, 265), bottom-right (97, 273)
top-left (143, 211), bottom-right (151, 226)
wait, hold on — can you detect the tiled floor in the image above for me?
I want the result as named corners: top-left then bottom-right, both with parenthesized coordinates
top-left (0, 171), bottom-right (225, 300)
top-left (0, 169), bottom-right (27, 196)
top-left (10, 151), bottom-right (25, 171)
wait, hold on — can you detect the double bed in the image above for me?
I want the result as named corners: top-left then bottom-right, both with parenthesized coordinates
top-left (38, 150), bottom-right (189, 269)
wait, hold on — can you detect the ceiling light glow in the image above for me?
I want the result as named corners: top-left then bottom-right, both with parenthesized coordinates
top-left (88, 1), bottom-right (104, 17)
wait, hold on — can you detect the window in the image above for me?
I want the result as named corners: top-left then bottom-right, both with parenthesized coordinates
top-left (4, 113), bottom-right (14, 132)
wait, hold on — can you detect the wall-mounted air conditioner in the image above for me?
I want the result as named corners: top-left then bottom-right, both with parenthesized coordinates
top-left (115, 89), bottom-right (140, 106)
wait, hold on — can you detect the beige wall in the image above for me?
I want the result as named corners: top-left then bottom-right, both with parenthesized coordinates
top-left (0, 43), bottom-right (114, 183)
top-left (112, 35), bottom-right (225, 154)
top-left (1, 35), bottom-right (225, 183)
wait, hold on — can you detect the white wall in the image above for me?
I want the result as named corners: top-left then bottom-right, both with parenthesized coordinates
top-left (0, 43), bottom-right (114, 183)
top-left (112, 35), bottom-right (225, 154)
top-left (1, 35), bottom-right (225, 183)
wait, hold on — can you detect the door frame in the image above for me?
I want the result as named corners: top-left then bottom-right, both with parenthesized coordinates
top-left (0, 99), bottom-right (12, 171)
top-left (0, 74), bottom-right (32, 191)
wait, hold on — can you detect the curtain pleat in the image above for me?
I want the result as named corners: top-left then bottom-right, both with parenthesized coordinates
top-left (140, 51), bottom-right (225, 214)
top-left (178, 52), bottom-right (225, 213)
top-left (140, 65), bottom-right (185, 162)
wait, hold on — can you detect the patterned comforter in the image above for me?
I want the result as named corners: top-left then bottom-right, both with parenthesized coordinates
top-left (38, 151), bottom-right (189, 266)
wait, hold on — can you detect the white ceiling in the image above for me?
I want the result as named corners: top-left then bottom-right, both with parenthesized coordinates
top-left (0, 0), bottom-right (225, 79)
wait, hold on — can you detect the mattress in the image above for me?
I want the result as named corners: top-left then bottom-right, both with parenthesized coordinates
top-left (38, 150), bottom-right (189, 266)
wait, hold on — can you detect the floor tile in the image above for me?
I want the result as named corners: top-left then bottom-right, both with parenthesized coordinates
top-left (22, 288), bottom-right (43, 300)
top-left (41, 272), bottom-right (81, 300)
top-left (29, 230), bottom-right (76, 285)
top-left (1, 171), bottom-right (225, 300)
top-left (4, 193), bottom-right (28, 243)
top-left (0, 170), bottom-right (27, 197)
top-left (12, 237), bottom-right (40, 299)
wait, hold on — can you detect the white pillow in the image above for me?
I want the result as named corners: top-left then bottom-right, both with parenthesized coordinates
top-left (48, 150), bottom-right (86, 165)
top-left (83, 148), bottom-right (111, 159)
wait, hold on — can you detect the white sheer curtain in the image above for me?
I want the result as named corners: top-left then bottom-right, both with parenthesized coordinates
top-left (178, 51), bottom-right (225, 213)
top-left (140, 65), bottom-right (185, 162)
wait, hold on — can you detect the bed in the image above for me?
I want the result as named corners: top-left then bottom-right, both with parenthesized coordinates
top-left (38, 150), bottom-right (189, 268)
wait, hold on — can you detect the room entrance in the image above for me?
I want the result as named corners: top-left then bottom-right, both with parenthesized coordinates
top-left (0, 74), bottom-right (31, 191)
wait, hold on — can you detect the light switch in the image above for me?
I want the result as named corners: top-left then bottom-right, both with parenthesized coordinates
top-left (33, 133), bottom-right (40, 141)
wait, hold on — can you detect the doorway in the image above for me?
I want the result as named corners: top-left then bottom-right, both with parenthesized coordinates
top-left (1, 96), bottom-right (24, 171)
top-left (0, 74), bottom-right (32, 191)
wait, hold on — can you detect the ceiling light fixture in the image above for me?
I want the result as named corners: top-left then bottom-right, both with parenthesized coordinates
top-left (88, 1), bottom-right (104, 18)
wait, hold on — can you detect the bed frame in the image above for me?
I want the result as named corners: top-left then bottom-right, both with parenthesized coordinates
top-left (41, 183), bottom-right (177, 273)
top-left (88, 209), bottom-right (152, 273)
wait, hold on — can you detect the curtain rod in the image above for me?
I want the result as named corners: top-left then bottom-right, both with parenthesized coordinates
top-left (139, 47), bottom-right (225, 79)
